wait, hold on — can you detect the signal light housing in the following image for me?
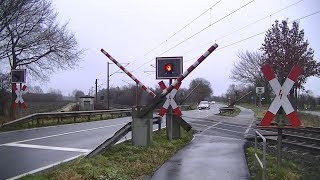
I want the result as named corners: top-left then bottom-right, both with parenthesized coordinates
top-left (156, 57), bottom-right (183, 79)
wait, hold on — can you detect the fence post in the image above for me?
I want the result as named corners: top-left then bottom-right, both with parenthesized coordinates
top-left (254, 130), bottom-right (266, 180)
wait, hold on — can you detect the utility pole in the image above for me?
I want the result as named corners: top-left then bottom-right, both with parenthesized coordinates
top-left (95, 79), bottom-right (98, 103)
top-left (107, 62), bottom-right (110, 110)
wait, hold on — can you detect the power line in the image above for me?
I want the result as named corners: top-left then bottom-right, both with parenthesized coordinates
top-left (143, 0), bottom-right (224, 57)
top-left (184, 9), bottom-right (320, 63)
top-left (183, 0), bottom-right (304, 56)
top-left (159, 0), bottom-right (256, 56)
top-left (132, 0), bottom-right (256, 73)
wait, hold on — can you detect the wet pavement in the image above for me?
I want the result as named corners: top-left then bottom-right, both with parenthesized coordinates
top-left (151, 104), bottom-right (254, 180)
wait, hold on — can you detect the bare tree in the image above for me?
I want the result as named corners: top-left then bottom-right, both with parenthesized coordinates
top-left (0, 0), bottom-right (83, 80)
top-left (188, 78), bottom-right (213, 103)
top-left (230, 51), bottom-right (265, 85)
top-left (0, 0), bottom-right (26, 34)
top-left (230, 51), bottom-right (272, 102)
top-left (72, 89), bottom-right (85, 101)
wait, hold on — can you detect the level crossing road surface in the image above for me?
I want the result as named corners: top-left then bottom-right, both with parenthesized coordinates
top-left (151, 103), bottom-right (255, 180)
top-left (0, 116), bottom-right (162, 179)
top-left (0, 103), bottom-right (256, 179)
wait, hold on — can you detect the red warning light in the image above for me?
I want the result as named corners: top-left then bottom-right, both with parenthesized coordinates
top-left (165, 63), bottom-right (173, 72)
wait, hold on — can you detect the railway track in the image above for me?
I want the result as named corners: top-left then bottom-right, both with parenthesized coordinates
top-left (248, 127), bottom-right (320, 155)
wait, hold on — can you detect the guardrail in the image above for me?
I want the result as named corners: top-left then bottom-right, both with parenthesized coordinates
top-left (1, 109), bottom-right (132, 128)
top-left (255, 130), bottom-right (266, 180)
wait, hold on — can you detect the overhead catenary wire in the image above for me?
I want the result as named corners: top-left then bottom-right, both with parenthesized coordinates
top-left (182, 0), bottom-right (304, 55)
top-left (132, 0), bottom-right (256, 73)
top-left (143, 0), bottom-right (224, 57)
top-left (183, 9), bottom-right (320, 63)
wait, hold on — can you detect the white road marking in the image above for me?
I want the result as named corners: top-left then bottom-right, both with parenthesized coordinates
top-left (196, 134), bottom-right (243, 141)
top-left (0, 122), bottom-right (127, 146)
top-left (7, 154), bottom-right (83, 180)
top-left (189, 122), bottom-right (210, 127)
top-left (218, 122), bottom-right (249, 129)
top-left (3, 121), bottom-right (165, 179)
top-left (244, 118), bottom-right (255, 137)
top-left (4, 143), bottom-right (91, 153)
top-left (209, 126), bottom-right (244, 135)
top-left (202, 122), bottom-right (221, 132)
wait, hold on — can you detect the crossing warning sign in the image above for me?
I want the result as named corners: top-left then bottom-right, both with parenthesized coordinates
top-left (260, 64), bottom-right (302, 127)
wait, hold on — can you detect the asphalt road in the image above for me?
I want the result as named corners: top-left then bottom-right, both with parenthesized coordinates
top-left (151, 103), bottom-right (255, 180)
top-left (0, 117), bottom-right (161, 180)
top-left (0, 104), bottom-right (255, 179)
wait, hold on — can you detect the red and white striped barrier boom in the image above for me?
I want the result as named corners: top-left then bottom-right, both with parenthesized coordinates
top-left (12, 83), bottom-right (27, 109)
top-left (101, 49), bottom-right (156, 98)
top-left (260, 64), bottom-right (302, 127)
top-left (161, 43), bottom-right (218, 96)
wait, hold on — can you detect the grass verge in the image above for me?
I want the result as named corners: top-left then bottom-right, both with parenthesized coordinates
top-left (298, 112), bottom-right (320, 127)
top-left (246, 147), bottom-right (302, 180)
top-left (22, 128), bottom-right (193, 180)
top-left (240, 103), bottom-right (320, 127)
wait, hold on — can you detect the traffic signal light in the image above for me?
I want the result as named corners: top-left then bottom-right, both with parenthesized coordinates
top-left (156, 57), bottom-right (183, 79)
top-left (164, 63), bottom-right (173, 73)
top-left (11, 69), bottom-right (26, 83)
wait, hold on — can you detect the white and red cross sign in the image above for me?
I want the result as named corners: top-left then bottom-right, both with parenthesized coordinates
top-left (260, 64), bottom-right (302, 127)
top-left (158, 81), bottom-right (182, 117)
top-left (12, 83), bottom-right (27, 109)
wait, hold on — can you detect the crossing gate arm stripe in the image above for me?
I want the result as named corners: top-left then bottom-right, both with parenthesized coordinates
top-left (159, 107), bottom-right (166, 116)
top-left (175, 82), bottom-right (181, 89)
top-left (269, 79), bottom-right (281, 95)
top-left (268, 96), bottom-right (281, 114)
top-left (287, 112), bottom-right (301, 127)
top-left (282, 78), bottom-right (295, 96)
top-left (158, 81), bottom-right (166, 90)
top-left (260, 111), bottom-right (276, 126)
top-left (281, 97), bottom-right (294, 115)
top-left (261, 64), bottom-right (276, 81)
top-left (101, 48), bottom-right (156, 98)
top-left (288, 65), bottom-right (303, 81)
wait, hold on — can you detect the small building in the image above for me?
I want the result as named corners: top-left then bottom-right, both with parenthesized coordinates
top-left (79, 95), bottom-right (94, 111)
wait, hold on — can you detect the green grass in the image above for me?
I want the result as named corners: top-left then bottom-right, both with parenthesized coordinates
top-left (298, 112), bottom-right (320, 127)
top-left (240, 104), bottom-right (320, 127)
top-left (246, 147), bottom-right (302, 180)
top-left (217, 107), bottom-right (241, 117)
top-left (22, 128), bottom-right (193, 180)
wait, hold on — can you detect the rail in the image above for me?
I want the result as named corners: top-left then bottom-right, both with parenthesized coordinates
top-left (255, 130), bottom-right (266, 180)
top-left (1, 108), bottom-right (132, 128)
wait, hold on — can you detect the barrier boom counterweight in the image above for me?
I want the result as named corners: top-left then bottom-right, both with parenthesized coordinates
top-left (101, 49), bottom-right (156, 98)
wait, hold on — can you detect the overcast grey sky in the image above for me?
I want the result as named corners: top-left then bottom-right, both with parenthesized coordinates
top-left (39, 0), bottom-right (319, 96)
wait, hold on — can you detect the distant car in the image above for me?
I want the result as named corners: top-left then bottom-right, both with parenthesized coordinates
top-left (211, 101), bottom-right (216, 104)
top-left (198, 101), bottom-right (210, 110)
